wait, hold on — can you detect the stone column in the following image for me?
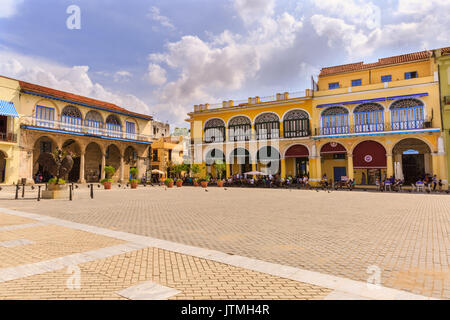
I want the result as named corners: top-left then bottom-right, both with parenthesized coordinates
top-left (347, 153), bottom-right (354, 180)
top-left (226, 162), bottom-right (231, 178)
top-left (316, 156), bottom-right (322, 181)
top-left (431, 152), bottom-right (439, 177)
top-left (280, 158), bottom-right (286, 178)
top-left (79, 152), bottom-right (86, 183)
top-left (120, 155), bottom-right (125, 183)
top-left (251, 162), bottom-right (257, 172)
top-left (386, 153), bottom-right (393, 178)
top-left (101, 153), bottom-right (106, 180)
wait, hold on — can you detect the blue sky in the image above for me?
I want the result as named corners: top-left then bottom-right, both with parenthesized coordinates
top-left (1, 0), bottom-right (449, 128)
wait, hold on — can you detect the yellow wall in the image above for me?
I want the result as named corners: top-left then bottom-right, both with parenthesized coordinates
top-left (318, 60), bottom-right (433, 90)
top-left (0, 77), bottom-right (21, 184)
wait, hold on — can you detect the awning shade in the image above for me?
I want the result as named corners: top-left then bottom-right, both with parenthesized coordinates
top-left (353, 141), bottom-right (387, 168)
top-left (285, 145), bottom-right (309, 158)
top-left (0, 100), bottom-right (19, 117)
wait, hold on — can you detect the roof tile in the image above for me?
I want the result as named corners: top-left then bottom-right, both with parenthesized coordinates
top-left (319, 50), bottom-right (432, 77)
top-left (18, 80), bottom-right (152, 120)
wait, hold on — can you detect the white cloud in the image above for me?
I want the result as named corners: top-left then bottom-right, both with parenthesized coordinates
top-left (113, 70), bottom-right (132, 82)
top-left (0, 51), bottom-right (151, 115)
top-left (146, 4), bottom-right (308, 124)
top-left (0, 0), bottom-right (24, 19)
top-left (233, 0), bottom-right (275, 25)
top-left (310, 0), bottom-right (450, 59)
top-left (313, 0), bottom-right (381, 29)
top-left (147, 6), bottom-right (175, 30)
top-left (147, 63), bottom-right (167, 86)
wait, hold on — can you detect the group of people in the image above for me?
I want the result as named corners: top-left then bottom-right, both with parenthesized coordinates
top-left (320, 174), bottom-right (355, 190)
top-left (413, 174), bottom-right (443, 192)
top-left (222, 174), bottom-right (311, 189)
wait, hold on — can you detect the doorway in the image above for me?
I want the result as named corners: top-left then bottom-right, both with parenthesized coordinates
top-left (333, 167), bottom-right (347, 182)
top-left (402, 154), bottom-right (425, 184)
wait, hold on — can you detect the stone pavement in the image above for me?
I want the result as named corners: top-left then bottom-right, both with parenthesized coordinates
top-left (0, 185), bottom-right (448, 299)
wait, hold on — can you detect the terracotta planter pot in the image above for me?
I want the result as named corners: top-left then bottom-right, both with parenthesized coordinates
top-left (193, 181), bottom-right (199, 187)
top-left (130, 180), bottom-right (138, 189)
top-left (47, 183), bottom-right (67, 191)
top-left (166, 182), bottom-right (174, 188)
top-left (176, 180), bottom-right (183, 187)
top-left (103, 181), bottom-right (112, 190)
top-left (217, 180), bottom-right (224, 187)
top-left (200, 181), bottom-right (208, 188)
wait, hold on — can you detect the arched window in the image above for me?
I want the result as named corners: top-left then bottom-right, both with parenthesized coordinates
top-left (85, 110), bottom-right (103, 134)
top-left (106, 115), bottom-right (122, 138)
top-left (204, 118), bottom-right (225, 143)
top-left (283, 110), bottom-right (309, 138)
top-left (255, 113), bottom-right (280, 140)
top-left (390, 98), bottom-right (424, 130)
top-left (354, 103), bottom-right (384, 133)
top-left (61, 106), bottom-right (82, 132)
top-left (228, 116), bottom-right (251, 141)
top-left (320, 106), bottom-right (349, 135)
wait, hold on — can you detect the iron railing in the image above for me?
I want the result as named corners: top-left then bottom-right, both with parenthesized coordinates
top-left (20, 116), bottom-right (154, 142)
top-left (0, 132), bottom-right (17, 143)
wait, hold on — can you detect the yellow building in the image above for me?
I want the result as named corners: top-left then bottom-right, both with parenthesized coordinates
top-left (436, 47), bottom-right (450, 188)
top-left (0, 76), bottom-right (21, 184)
top-left (0, 75), bottom-right (154, 185)
top-left (187, 49), bottom-right (448, 188)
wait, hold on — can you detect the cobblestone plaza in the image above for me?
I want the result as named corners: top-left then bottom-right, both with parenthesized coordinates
top-left (0, 186), bottom-right (448, 299)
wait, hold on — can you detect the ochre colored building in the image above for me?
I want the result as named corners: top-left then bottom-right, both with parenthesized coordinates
top-left (187, 49), bottom-right (448, 188)
top-left (0, 75), bottom-right (154, 184)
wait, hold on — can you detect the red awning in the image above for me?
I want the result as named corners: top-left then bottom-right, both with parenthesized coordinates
top-left (353, 141), bottom-right (387, 168)
top-left (285, 145), bottom-right (309, 158)
top-left (320, 142), bottom-right (346, 154)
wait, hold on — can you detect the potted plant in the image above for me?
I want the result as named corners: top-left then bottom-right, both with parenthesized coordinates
top-left (48, 177), bottom-right (66, 191)
top-left (129, 167), bottom-right (139, 189)
top-left (214, 161), bottom-right (226, 187)
top-left (176, 178), bottom-right (183, 187)
top-left (164, 178), bottom-right (174, 188)
top-left (198, 177), bottom-right (210, 188)
top-left (193, 178), bottom-right (199, 187)
top-left (102, 165), bottom-right (115, 189)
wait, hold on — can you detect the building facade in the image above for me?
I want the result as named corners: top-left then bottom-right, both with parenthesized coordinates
top-left (0, 75), bottom-right (154, 185)
top-left (436, 47), bottom-right (450, 187)
top-left (187, 49), bottom-right (449, 188)
top-left (0, 76), bottom-right (21, 184)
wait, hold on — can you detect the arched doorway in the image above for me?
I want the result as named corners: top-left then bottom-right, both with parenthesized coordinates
top-left (85, 142), bottom-right (102, 182)
top-left (106, 144), bottom-right (121, 181)
top-left (0, 151), bottom-right (6, 183)
top-left (205, 148), bottom-right (225, 178)
top-left (62, 139), bottom-right (81, 182)
top-left (320, 142), bottom-right (347, 182)
top-left (353, 140), bottom-right (387, 185)
top-left (33, 136), bottom-right (58, 182)
top-left (284, 145), bottom-right (309, 177)
top-left (229, 148), bottom-right (251, 175)
top-left (257, 146), bottom-right (280, 175)
top-left (392, 138), bottom-right (431, 184)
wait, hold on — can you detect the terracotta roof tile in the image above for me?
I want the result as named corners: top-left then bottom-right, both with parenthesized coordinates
top-left (441, 47), bottom-right (450, 55)
top-left (319, 50), bottom-right (432, 77)
top-left (18, 80), bottom-right (152, 120)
